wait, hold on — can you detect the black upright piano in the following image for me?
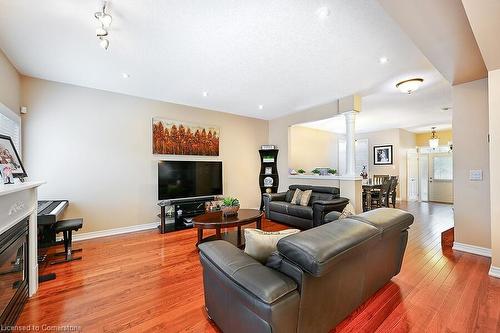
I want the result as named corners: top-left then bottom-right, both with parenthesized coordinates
top-left (37, 200), bottom-right (68, 247)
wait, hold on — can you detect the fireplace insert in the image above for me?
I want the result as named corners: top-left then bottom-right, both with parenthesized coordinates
top-left (0, 218), bottom-right (29, 329)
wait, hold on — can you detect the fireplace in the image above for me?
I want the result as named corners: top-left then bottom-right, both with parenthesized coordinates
top-left (0, 218), bottom-right (29, 328)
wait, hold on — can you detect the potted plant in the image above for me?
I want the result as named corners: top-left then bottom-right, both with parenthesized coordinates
top-left (221, 197), bottom-right (240, 216)
top-left (297, 169), bottom-right (306, 174)
top-left (328, 168), bottom-right (337, 175)
top-left (311, 168), bottom-right (321, 175)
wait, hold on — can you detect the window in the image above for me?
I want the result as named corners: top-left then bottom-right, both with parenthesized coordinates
top-left (433, 156), bottom-right (453, 180)
top-left (0, 105), bottom-right (21, 152)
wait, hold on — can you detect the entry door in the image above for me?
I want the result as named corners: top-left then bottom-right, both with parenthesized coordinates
top-left (419, 154), bottom-right (429, 201)
top-left (428, 152), bottom-right (453, 203)
top-left (407, 150), bottom-right (419, 201)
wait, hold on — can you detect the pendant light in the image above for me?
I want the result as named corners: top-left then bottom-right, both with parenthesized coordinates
top-left (429, 127), bottom-right (439, 148)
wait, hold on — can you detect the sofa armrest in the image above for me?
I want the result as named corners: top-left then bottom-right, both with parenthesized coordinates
top-left (324, 211), bottom-right (342, 223)
top-left (311, 198), bottom-right (349, 227)
top-left (199, 240), bottom-right (297, 304)
top-left (263, 192), bottom-right (287, 216)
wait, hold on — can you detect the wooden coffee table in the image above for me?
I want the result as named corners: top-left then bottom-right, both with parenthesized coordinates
top-left (193, 209), bottom-right (263, 248)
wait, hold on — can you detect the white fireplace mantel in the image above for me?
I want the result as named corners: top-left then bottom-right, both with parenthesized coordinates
top-left (0, 181), bottom-right (45, 296)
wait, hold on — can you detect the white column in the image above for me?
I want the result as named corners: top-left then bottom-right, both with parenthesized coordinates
top-left (344, 111), bottom-right (356, 176)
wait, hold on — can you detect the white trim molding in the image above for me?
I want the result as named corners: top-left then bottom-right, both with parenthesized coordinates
top-left (452, 242), bottom-right (492, 257)
top-left (489, 266), bottom-right (500, 279)
top-left (71, 222), bottom-right (159, 242)
top-left (489, 266), bottom-right (500, 278)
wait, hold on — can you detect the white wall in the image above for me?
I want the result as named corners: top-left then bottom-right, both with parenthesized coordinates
top-left (21, 77), bottom-right (269, 233)
top-left (488, 69), bottom-right (500, 268)
top-left (356, 129), bottom-right (400, 178)
top-left (0, 49), bottom-right (20, 113)
top-left (453, 78), bottom-right (491, 249)
top-left (289, 125), bottom-right (338, 172)
top-left (268, 102), bottom-right (340, 191)
top-left (398, 129), bottom-right (417, 201)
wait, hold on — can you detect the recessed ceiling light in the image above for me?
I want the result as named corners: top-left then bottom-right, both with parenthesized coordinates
top-left (396, 78), bottom-right (424, 94)
top-left (258, 105), bottom-right (264, 110)
top-left (121, 73), bottom-right (130, 79)
top-left (379, 57), bottom-right (389, 64)
top-left (317, 7), bottom-right (331, 20)
top-left (202, 91), bottom-right (208, 97)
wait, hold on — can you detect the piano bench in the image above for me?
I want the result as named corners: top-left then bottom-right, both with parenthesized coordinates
top-left (50, 218), bottom-right (83, 265)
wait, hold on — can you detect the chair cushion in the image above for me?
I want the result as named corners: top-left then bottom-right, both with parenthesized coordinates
top-left (310, 192), bottom-right (336, 205)
top-left (269, 201), bottom-right (291, 214)
top-left (287, 205), bottom-right (313, 219)
top-left (244, 228), bottom-right (300, 263)
top-left (55, 218), bottom-right (83, 232)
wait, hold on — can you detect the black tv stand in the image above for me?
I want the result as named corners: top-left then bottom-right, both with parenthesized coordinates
top-left (158, 196), bottom-right (216, 234)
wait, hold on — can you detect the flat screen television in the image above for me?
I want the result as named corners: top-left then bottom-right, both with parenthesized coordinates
top-left (158, 161), bottom-right (223, 200)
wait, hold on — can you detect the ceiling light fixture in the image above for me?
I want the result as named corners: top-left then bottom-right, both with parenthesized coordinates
top-left (95, 2), bottom-right (112, 50)
top-left (202, 91), bottom-right (208, 97)
top-left (258, 105), bottom-right (264, 110)
top-left (429, 127), bottom-right (439, 148)
top-left (317, 7), bottom-right (331, 20)
top-left (396, 78), bottom-right (424, 94)
top-left (121, 73), bottom-right (130, 79)
top-left (379, 57), bottom-right (389, 64)
top-left (96, 27), bottom-right (108, 37)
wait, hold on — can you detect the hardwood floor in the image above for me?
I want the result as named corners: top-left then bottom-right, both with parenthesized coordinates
top-left (17, 202), bottom-right (500, 332)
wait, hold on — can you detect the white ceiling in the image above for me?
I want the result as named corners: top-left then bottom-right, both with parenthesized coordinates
top-left (300, 73), bottom-right (452, 134)
top-left (0, 0), bottom-right (449, 120)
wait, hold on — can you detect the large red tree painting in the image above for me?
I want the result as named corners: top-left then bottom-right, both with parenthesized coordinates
top-left (152, 118), bottom-right (220, 156)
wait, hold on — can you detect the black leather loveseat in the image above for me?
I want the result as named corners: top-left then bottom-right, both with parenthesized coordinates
top-left (198, 208), bottom-right (414, 333)
top-left (263, 184), bottom-right (349, 229)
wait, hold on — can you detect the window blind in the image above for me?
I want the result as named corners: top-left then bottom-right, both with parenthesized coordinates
top-left (0, 111), bottom-right (20, 151)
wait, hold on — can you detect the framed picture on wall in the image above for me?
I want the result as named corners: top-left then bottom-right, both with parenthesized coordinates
top-left (373, 145), bottom-right (393, 165)
top-left (0, 134), bottom-right (27, 180)
top-left (152, 118), bottom-right (220, 156)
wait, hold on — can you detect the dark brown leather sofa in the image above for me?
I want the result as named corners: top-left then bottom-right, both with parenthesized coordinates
top-left (263, 185), bottom-right (349, 229)
top-left (198, 208), bottom-right (414, 333)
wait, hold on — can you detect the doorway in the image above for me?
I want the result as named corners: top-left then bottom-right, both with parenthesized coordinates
top-left (428, 152), bottom-right (453, 203)
top-left (406, 147), bottom-right (453, 203)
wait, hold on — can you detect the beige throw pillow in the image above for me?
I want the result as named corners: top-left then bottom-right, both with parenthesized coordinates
top-left (244, 228), bottom-right (300, 263)
top-left (338, 202), bottom-right (355, 219)
top-left (290, 189), bottom-right (303, 205)
top-left (300, 190), bottom-right (312, 206)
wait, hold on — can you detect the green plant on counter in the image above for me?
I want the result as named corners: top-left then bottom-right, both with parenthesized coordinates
top-left (297, 169), bottom-right (306, 174)
top-left (222, 197), bottom-right (240, 207)
top-left (311, 168), bottom-right (321, 174)
top-left (328, 168), bottom-right (337, 175)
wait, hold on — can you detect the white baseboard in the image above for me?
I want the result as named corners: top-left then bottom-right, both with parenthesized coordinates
top-left (489, 266), bottom-right (500, 279)
top-left (68, 222), bottom-right (160, 242)
top-left (452, 242), bottom-right (492, 258)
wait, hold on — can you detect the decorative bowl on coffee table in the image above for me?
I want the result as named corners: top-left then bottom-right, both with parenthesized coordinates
top-left (221, 205), bottom-right (240, 216)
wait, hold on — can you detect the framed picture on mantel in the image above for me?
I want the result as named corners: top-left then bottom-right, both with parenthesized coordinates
top-left (373, 145), bottom-right (393, 165)
top-left (152, 118), bottom-right (220, 156)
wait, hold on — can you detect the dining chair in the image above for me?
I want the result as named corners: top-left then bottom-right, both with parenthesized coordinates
top-left (373, 174), bottom-right (390, 184)
top-left (389, 176), bottom-right (399, 208)
top-left (370, 178), bottom-right (392, 209)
